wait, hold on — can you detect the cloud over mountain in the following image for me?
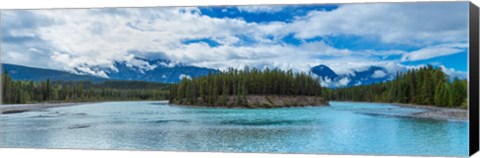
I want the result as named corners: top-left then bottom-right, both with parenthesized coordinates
top-left (1, 2), bottom-right (469, 80)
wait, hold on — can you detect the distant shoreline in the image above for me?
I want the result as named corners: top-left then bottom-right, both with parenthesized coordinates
top-left (0, 102), bottom-right (92, 114)
top-left (392, 102), bottom-right (468, 121)
top-left (1, 100), bottom-right (468, 121)
top-left (0, 100), bottom-right (167, 115)
top-left (171, 95), bottom-right (329, 108)
top-left (0, 101), bottom-right (146, 114)
top-left (331, 100), bottom-right (468, 121)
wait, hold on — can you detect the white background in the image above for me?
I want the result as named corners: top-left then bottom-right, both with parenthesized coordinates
top-left (0, 0), bottom-right (479, 158)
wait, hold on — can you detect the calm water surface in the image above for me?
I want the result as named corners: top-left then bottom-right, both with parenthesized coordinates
top-left (0, 101), bottom-right (468, 156)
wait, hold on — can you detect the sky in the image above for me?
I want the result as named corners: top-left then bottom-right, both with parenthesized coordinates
top-left (0, 2), bottom-right (470, 79)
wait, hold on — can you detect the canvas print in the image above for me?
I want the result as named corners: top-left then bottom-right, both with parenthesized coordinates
top-left (0, 2), bottom-right (472, 157)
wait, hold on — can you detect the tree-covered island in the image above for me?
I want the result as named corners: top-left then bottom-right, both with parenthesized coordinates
top-left (169, 67), bottom-right (328, 108)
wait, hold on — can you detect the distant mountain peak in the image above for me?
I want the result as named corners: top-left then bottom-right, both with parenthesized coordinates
top-left (74, 57), bottom-right (218, 83)
top-left (311, 64), bottom-right (338, 80)
top-left (311, 64), bottom-right (392, 87)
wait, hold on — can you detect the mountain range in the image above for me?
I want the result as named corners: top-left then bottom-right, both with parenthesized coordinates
top-left (3, 58), bottom-right (393, 87)
top-left (2, 63), bottom-right (107, 82)
top-left (2, 57), bottom-right (218, 83)
top-left (77, 57), bottom-right (220, 83)
top-left (310, 65), bottom-right (393, 87)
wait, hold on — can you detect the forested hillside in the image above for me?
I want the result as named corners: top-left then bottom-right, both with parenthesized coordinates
top-left (2, 70), bottom-right (170, 104)
top-left (328, 65), bottom-right (468, 108)
top-left (2, 63), bottom-right (106, 82)
top-left (169, 67), bottom-right (327, 107)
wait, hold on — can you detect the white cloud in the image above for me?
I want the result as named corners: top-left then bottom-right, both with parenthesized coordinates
top-left (179, 74), bottom-right (192, 80)
top-left (28, 48), bottom-right (40, 52)
top-left (17, 7), bottom-right (291, 75)
top-left (288, 3), bottom-right (468, 45)
top-left (401, 43), bottom-right (467, 62)
top-left (74, 66), bottom-right (109, 78)
top-left (237, 5), bottom-right (284, 13)
top-left (1, 3), bottom-right (468, 78)
top-left (372, 70), bottom-right (386, 78)
top-left (337, 77), bottom-right (351, 87)
top-left (440, 65), bottom-right (468, 79)
top-left (320, 77), bottom-right (350, 88)
top-left (123, 55), bottom-right (158, 72)
top-left (3, 51), bottom-right (32, 65)
top-left (158, 62), bottom-right (176, 68)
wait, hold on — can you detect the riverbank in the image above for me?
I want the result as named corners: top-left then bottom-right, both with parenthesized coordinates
top-left (333, 101), bottom-right (468, 121)
top-left (171, 95), bottom-right (329, 108)
top-left (1, 100), bottom-right (467, 121)
top-left (0, 102), bottom-right (94, 114)
top-left (392, 103), bottom-right (468, 121)
top-left (0, 100), bottom-right (172, 115)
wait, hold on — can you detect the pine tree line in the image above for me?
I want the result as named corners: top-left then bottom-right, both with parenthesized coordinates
top-left (2, 70), bottom-right (170, 104)
top-left (329, 65), bottom-right (468, 108)
top-left (3, 65), bottom-right (468, 108)
top-left (169, 67), bottom-right (325, 106)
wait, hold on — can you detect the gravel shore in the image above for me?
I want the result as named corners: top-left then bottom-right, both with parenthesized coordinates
top-left (0, 102), bottom-right (91, 114)
top-left (392, 103), bottom-right (468, 121)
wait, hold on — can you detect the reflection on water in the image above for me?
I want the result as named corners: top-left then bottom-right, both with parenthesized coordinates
top-left (0, 101), bottom-right (468, 156)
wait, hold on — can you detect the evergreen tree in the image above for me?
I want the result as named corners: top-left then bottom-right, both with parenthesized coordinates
top-left (331, 65), bottom-right (468, 108)
top-left (169, 67), bottom-right (325, 106)
top-left (450, 78), bottom-right (467, 107)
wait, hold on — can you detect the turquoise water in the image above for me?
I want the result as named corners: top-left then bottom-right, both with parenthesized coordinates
top-left (0, 101), bottom-right (468, 156)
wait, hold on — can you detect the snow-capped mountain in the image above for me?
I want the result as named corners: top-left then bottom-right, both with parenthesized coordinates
top-left (310, 64), bottom-right (393, 87)
top-left (75, 57), bottom-right (219, 83)
top-left (2, 63), bottom-right (107, 82)
top-left (4, 58), bottom-right (392, 87)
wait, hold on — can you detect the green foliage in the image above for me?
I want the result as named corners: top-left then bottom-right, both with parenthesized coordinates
top-left (449, 78), bottom-right (467, 107)
top-left (169, 67), bottom-right (325, 106)
top-left (434, 82), bottom-right (450, 107)
top-left (331, 65), bottom-right (468, 108)
top-left (1, 71), bottom-right (170, 104)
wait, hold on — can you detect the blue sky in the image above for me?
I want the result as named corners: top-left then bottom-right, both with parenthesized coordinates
top-left (1, 2), bottom-right (469, 80)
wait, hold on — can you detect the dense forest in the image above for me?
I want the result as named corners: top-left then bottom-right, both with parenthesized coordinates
top-left (2, 65), bottom-right (469, 109)
top-left (2, 70), bottom-right (170, 104)
top-left (328, 65), bottom-right (468, 108)
top-left (169, 67), bottom-right (326, 107)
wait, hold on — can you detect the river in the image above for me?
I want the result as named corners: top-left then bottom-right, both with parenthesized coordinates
top-left (0, 101), bottom-right (468, 157)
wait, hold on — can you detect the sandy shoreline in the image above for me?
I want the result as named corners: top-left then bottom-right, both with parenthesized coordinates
top-left (0, 102), bottom-right (94, 114)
